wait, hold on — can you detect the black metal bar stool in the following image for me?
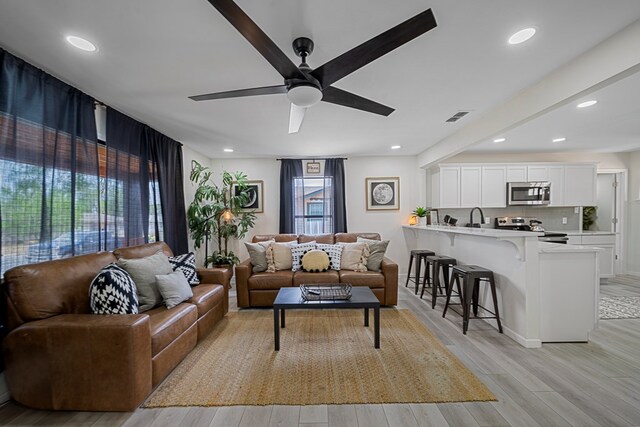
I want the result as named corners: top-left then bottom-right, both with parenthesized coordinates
top-left (422, 255), bottom-right (457, 309)
top-left (405, 249), bottom-right (435, 294)
top-left (442, 265), bottom-right (503, 335)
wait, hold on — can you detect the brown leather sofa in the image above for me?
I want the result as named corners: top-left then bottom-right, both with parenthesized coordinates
top-left (236, 233), bottom-right (398, 307)
top-left (2, 241), bottom-right (231, 412)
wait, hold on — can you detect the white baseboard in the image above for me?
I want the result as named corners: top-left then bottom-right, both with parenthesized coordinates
top-left (500, 323), bottom-right (542, 348)
top-left (626, 271), bottom-right (640, 278)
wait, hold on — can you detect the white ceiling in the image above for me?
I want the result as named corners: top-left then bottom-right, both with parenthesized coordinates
top-left (1, 0), bottom-right (640, 159)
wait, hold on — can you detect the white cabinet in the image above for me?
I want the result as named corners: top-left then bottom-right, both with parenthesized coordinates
top-left (507, 166), bottom-right (527, 182)
top-left (460, 167), bottom-right (482, 208)
top-left (527, 166), bottom-right (549, 182)
top-left (439, 167), bottom-right (460, 208)
top-left (548, 166), bottom-right (565, 206)
top-left (566, 234), bottom-right (616, 279)
top-left (564, 165), bottom-right (597, 206)
top-left (481, 166), bottom-right (507, 207)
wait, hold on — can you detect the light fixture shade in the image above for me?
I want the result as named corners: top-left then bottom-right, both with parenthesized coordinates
top-left (287, 85), bottom-right (322, 107)
top-left (220, 209), bottom-right (234, 223)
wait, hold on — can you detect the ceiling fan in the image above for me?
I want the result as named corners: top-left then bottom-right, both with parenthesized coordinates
top-left (190, 0), bottom-right (437, 133)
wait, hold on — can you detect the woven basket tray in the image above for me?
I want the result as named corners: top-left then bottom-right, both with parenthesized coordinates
top-left (300, 284), bottom-right (352, 301)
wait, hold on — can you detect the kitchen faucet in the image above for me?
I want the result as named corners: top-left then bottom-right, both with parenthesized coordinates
top-left (469, 207), bottom-right (485, 228)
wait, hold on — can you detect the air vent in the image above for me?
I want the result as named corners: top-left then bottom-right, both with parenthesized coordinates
top-left (445, 111), bottom-right (469, 123)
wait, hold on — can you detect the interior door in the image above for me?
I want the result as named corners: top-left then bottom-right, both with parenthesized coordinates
top-left (596, 174), bottom-right (615, 232)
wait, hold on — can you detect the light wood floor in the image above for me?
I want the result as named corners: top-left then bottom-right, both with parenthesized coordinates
top-left (1, 275), bottom-right (640, 426)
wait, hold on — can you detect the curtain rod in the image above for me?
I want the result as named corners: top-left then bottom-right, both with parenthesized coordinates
top-left (276, 157), bottom-right (347, 161)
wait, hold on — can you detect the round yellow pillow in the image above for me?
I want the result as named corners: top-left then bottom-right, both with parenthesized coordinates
top-left (301, 249), bottom-right (330, 272)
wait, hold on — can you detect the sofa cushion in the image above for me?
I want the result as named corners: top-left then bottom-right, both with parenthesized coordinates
top-left (335, 233), bottom-right (380, 243)
top-left (339, 270), bottom-right (385, 287)
top-left (291, 242), bottom-right (317, 272)
top-left (147, 303), bottom-right (197, 356)
top-left (244, 240), bottom-right (274, 273)
top-left (299, 234), bottom-right (334, 244)
top-left (117, 251), bottom-right (174, 312)
top-left (187, 284), bottom-right (224, 318)
top-left (357, 237), bottom-right (390, 272)
top-left (338, 242), bottom-right (369, 272)
top-left (155, 271), bottom-right (193, 309)
top-left (293, 270), bottom-right (340, 285)
top-left (113, 241), bottom-right (173, 259)
top-left (316, 244), bottom-right (342, 271)
top-left (89, 264), bottom-right (139, 314)
top-left (168, 252), bottom-right (199, 285)
top-left (253, 234), bottom-right (297, 243)
top-left (248, 271), bottom-right (294, 290)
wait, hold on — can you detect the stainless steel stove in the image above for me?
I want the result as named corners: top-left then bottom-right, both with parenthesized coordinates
top-left (495, 216), bottom-right (568, 244)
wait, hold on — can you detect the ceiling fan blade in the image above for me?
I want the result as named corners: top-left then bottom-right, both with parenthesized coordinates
top-left (189, 85), bottom-right (287, 101)
top-left (207, 0), bottom-right (305, 80)
top-left (321, 86), bottom-right (394, 116)
top-left (310, 9), bottom-right (437, 88)
top-left (288, 103), bottom-right (307, 134)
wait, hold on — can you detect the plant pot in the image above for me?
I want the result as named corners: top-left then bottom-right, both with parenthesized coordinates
top-left (418, 217), bottom-right (427, 226)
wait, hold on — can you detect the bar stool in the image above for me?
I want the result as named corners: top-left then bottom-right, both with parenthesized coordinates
top-left (405, 249), bottom-right (435, 295)
top-left (442, 265), bottom-right (503, 335)
top-left (422, 255), bottom-right (457, 309)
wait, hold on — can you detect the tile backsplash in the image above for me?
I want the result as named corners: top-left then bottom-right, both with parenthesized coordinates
top-left (435, 207), bottom-right (580, 231)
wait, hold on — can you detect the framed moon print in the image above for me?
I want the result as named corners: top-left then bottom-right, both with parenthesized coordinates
top-left (366, 177), bottom-right (400, 210)
top-left (232, 180), bottom-right (264, 213)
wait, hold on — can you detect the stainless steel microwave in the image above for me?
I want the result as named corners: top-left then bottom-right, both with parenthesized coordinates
top-left (507, 182), bottom-right (551, 206)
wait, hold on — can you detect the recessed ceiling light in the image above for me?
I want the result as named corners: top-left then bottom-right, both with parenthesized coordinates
top-left (390, 145), bottom-right (401, 150)
top-left (508, 28), bottom-right (536, 45)
top-left (65, 35), bottom-right (97, 52)
top-left (493, 137), bottom-right (506, 143)
top-left (552, 137), bottom-right (566, 143)
top-left (577, 100), bottom-right (597, 108)
top-left (223, 148), bottom-right (234, 153)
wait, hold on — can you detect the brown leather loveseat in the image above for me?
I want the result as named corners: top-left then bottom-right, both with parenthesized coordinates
top-left (2, 241), bottom-right (231, 412)
top-left (236, 233), bottom-right (398, 307)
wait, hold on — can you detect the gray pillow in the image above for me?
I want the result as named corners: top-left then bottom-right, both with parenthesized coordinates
top-left (357, 237), bottom-right (390, 272)
top-left (155, 271), bottom-right (193, 309)
top-left (244, 240), bottom-right (274, 273)
top-left (117, 251), bottom-right (174, 312)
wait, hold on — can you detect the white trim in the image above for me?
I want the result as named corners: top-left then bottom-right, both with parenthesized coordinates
top-left (501, 323), bottom-right (542, 348)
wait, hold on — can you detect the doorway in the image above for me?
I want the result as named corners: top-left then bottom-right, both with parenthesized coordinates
top-left (596, 170), bottom-right (626, 276)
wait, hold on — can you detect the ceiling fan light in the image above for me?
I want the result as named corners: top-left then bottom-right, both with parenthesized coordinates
top-left (287, 85), bottom-right (322, 107)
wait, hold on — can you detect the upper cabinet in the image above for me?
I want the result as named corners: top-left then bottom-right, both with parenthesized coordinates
top-left (428, 162), bottom-right (596, 209)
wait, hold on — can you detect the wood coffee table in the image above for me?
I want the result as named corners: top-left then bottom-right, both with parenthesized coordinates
top-left (273, 285), bottom-right (380, 351)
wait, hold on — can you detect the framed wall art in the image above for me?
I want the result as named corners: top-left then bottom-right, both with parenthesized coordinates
top-left (366, 177), bottom-right (399, 211)
top-left (232, 180), bottom-right (263, 213)
top-left (306, 161), bottom-right (321, 174)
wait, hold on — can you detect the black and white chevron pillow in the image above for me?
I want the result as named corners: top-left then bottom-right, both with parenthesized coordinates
top-left (168, 252), bottom-right (200, 286)
top-left (89, 264), bottom-right (139, 314)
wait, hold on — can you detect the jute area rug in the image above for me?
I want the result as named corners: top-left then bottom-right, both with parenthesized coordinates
top-left (144, 309), bottom-right (495, 407)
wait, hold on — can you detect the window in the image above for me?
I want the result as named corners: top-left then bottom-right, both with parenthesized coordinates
top-left (293, 177), bottom-right (333, 234)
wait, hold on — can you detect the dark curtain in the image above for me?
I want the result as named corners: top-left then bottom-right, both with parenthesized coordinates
top-left (279, 159), bottom-right (303, 233)
top-left (325, 158), bottom-right (348, 233)
top-left (106, 107), bottom-right (188, 253)
top-left (0, 47), bottom-right (100, 275)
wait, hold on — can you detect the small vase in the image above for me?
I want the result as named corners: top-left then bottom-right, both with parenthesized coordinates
top-left (419, 217), bottom-right (427, 226)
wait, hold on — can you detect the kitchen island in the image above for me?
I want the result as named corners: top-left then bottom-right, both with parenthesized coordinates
top-left (402, 225), bottom-right (600, 348)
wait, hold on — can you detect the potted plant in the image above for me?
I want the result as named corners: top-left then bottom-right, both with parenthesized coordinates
top-left (187, 161), bottom-right (256, 267)
top-left (583, 206), bottom-right (597, 231)
top-left (413, 207), bottom-right (429, 226)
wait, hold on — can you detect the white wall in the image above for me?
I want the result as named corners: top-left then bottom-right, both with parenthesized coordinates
top-left (627, 151), bottom-right (640, 275)
top-left (204, 156), bottom-right (421, 274)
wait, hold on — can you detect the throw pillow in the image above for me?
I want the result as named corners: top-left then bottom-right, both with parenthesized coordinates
top-left (89, 264), bottom-right (139, 314)
top-left (266, 241), bottom-right (296, 272)
top-left (155, 270), bottom-right (194, 309)
top-left (168, 252), bottom-right (200, 285)
top-left (244, 240), bottom-right (274, 273)
top-left (290, 241), bottom-right (317, 272)
top-left (338, 242), bottom-right (369, 272)
top-left (301, 250), bottom-right (330, 272)
top-left (117, 250), bottom-right (174, 312)
top-left (357, 237), bottom-right (390, 272)
top-left (316, 243), bottom-right (342, 271)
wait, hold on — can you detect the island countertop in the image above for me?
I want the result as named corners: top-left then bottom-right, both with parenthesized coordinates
top-left (402, 225), bottom-right (542, 238)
